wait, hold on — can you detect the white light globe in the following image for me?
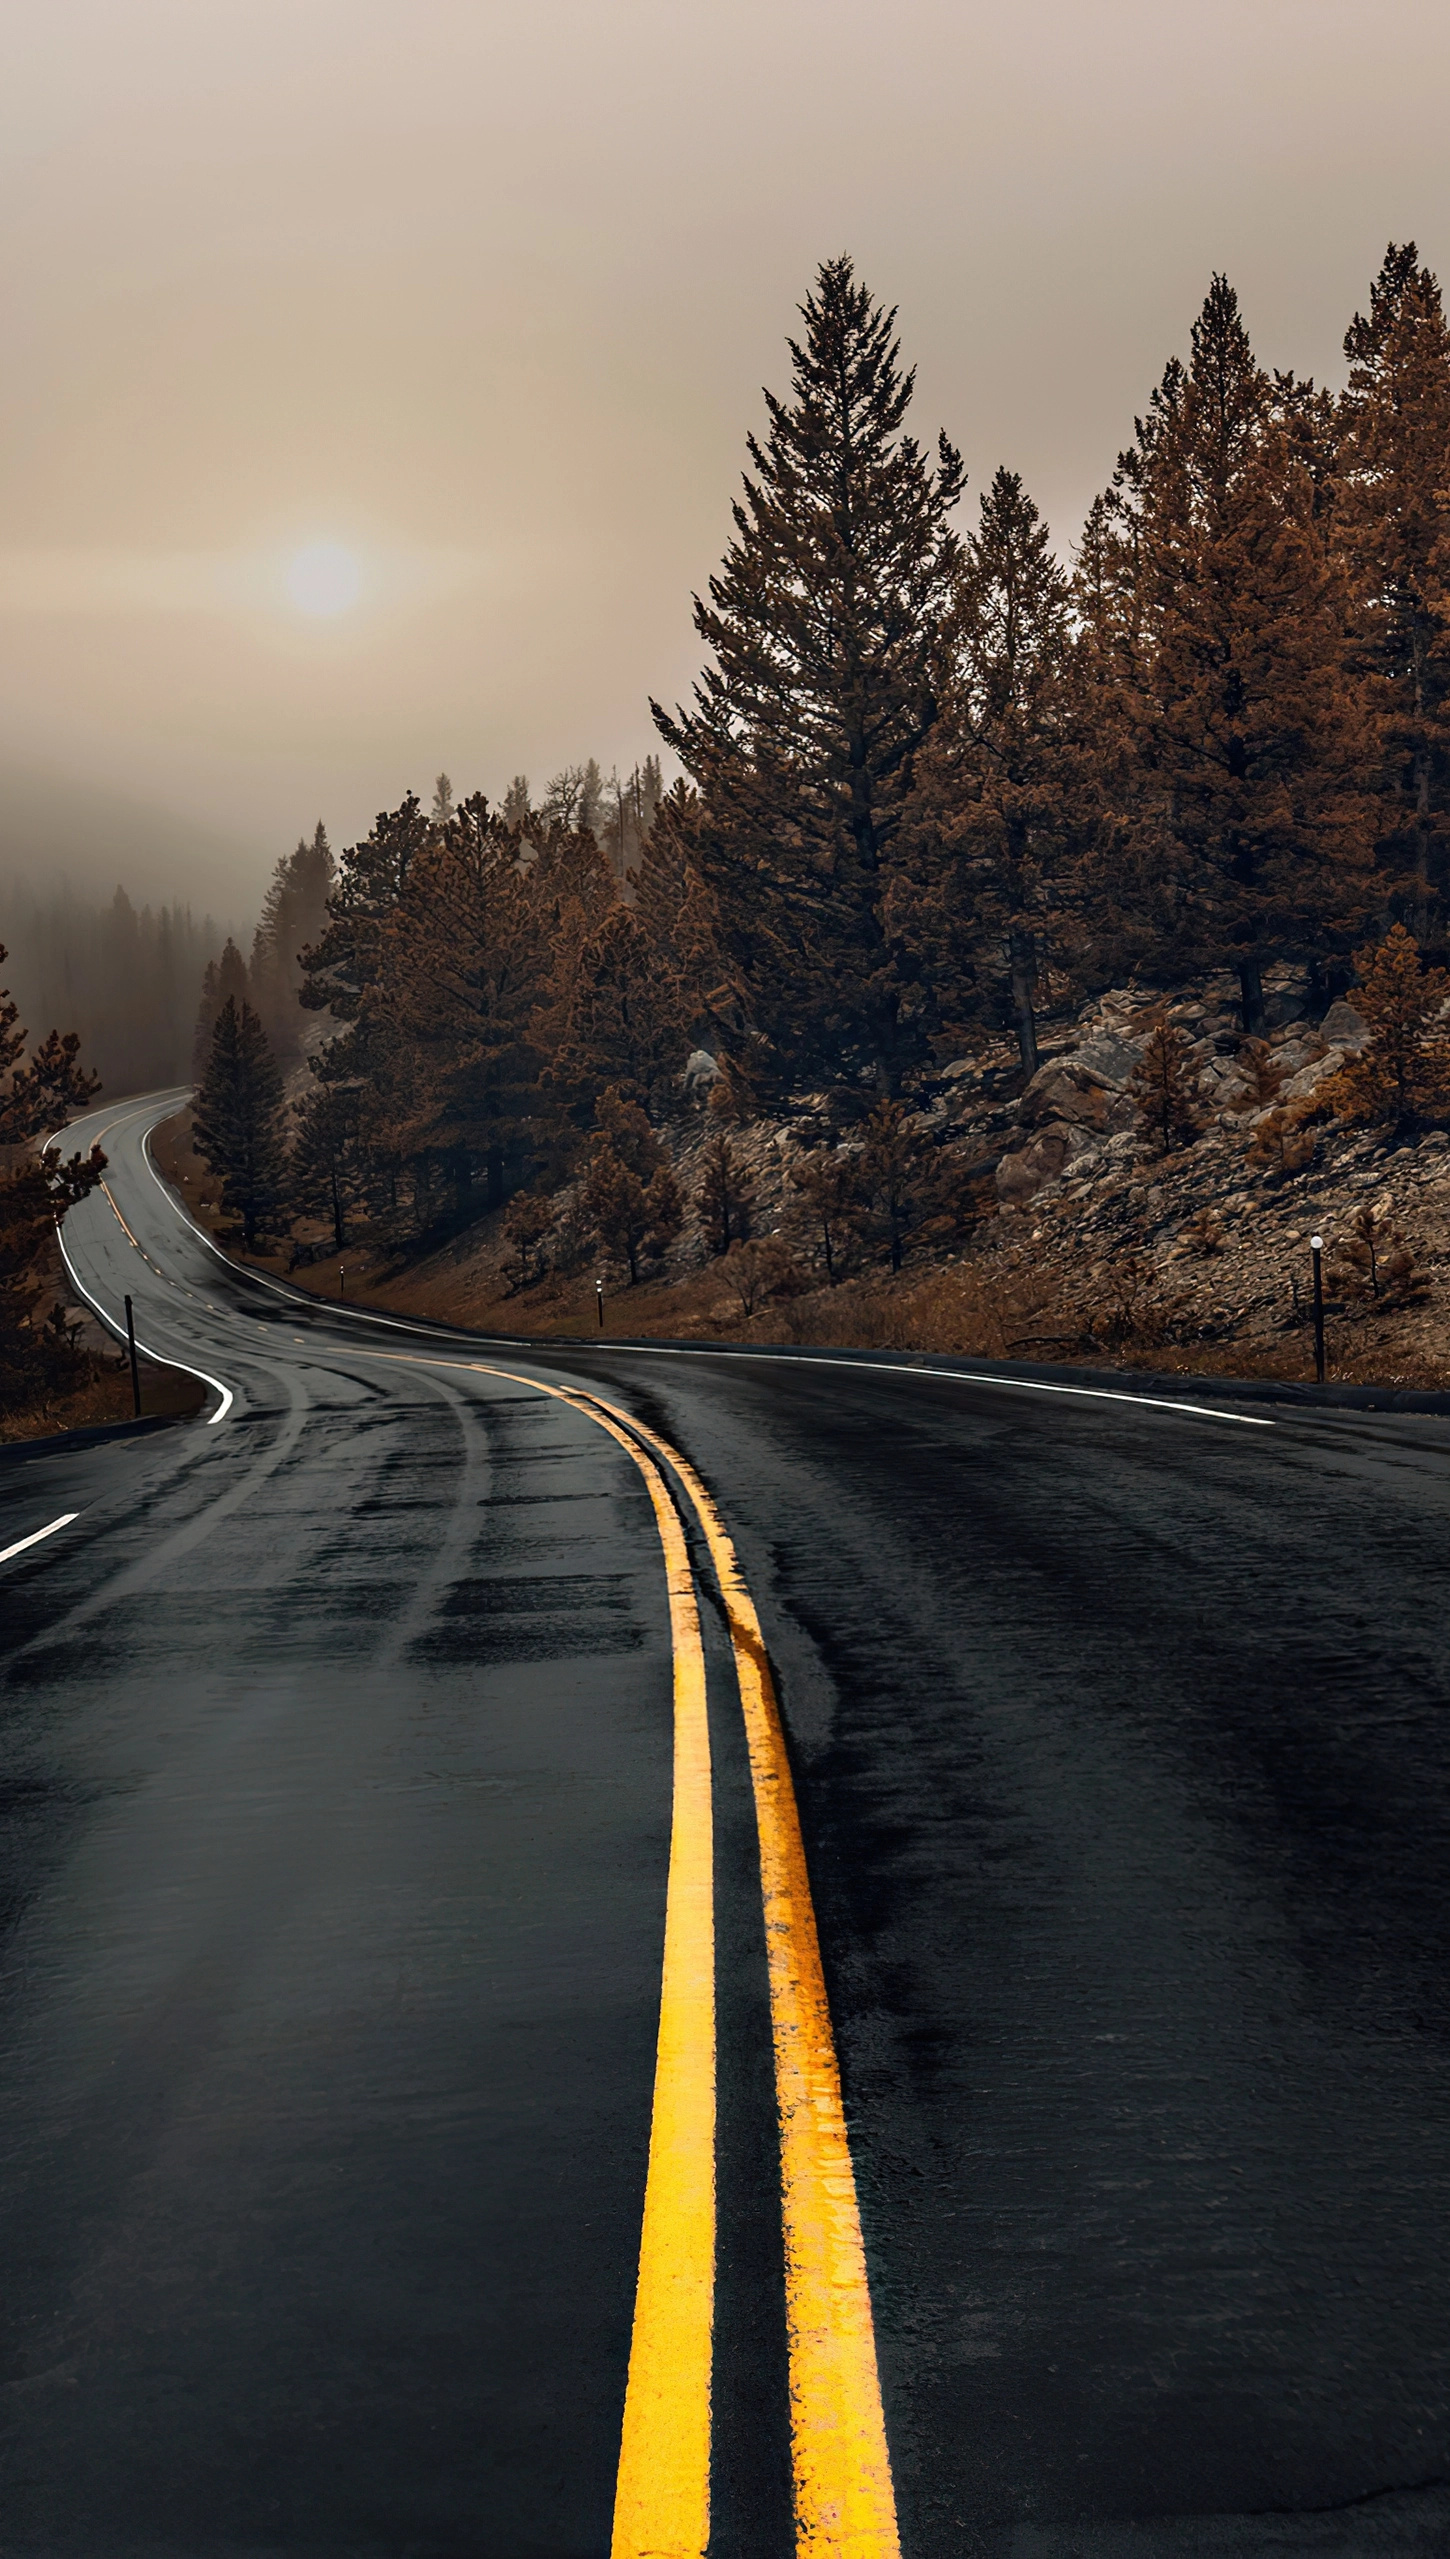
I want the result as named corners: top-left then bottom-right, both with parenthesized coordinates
top-left (286, 542), bottom-right (363, 617)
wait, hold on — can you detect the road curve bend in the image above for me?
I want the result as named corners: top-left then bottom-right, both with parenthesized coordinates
top-left (3, 1090), bottom-right (1450, 2558)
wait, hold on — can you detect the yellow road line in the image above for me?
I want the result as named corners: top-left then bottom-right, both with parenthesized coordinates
top-left (566, 1387), bottom-right (901, 2559)
top-left (465, 1364), bottom-right (715, 2559)
top-left (343, 1345), bottom-right (898, 2552)
top-left (100, 1180), bottom-right (142, 1251)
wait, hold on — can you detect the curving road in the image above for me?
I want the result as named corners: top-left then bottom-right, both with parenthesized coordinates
top-left (3, 1092), bottom-right (1450, 2557)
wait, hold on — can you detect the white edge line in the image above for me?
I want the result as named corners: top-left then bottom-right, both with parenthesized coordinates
top-left (56, 1222), bottom-right (235, 1426)
top-left (120, 1094), bottom-right (1271, 1431)
top-left (564, 1344), bottom-right (1278, 1428)
top-left (0, 1511), bottom-right (79, 1567)
top-left (138, 1117), bottom-right (518, 1334)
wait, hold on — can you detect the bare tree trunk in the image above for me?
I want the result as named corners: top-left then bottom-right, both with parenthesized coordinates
top-left (1238, 955), bottom-right (1266, 1035)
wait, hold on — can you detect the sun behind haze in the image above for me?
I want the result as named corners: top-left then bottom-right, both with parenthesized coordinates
top-left (0, 0), bottom-right (1448, 901)
top-left (285, 544), bottom-right (364, 620)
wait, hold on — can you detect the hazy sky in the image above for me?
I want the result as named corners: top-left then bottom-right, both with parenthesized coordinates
top-left (3, 0), bottom-right (1449, 904)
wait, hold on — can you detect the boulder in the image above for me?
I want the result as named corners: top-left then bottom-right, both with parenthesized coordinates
top-left (1262, 988), bottom-right (1309, 1028)
top-left (995, 1120), bottom-right (1094, 1206)
top-left (1319, 999), bottom-right (1370, 1049)
top-left (1280, 1044), bottom-right (1348, 1103)
top-left (1073, 1031), bottom-right (1142, 1087)
top-left (1019, 1058), bottom-right (1137, 1133)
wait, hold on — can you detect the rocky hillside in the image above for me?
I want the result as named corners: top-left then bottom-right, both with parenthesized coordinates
top-left (910, 965), bottom-right (1449, 1383)
top-left (580, 961), bottom-right (1450, 1384)
top-left (165, 960), bottom-right (1450, 1389)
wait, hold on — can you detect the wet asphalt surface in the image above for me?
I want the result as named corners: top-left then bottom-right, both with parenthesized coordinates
top-left (2, 1094), bottom-right (1450, 2556)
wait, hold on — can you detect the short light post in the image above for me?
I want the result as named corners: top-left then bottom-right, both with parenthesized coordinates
top-left (1310, 1234), bottom-right (1326, 1385)
top-left (123, 1292), bottom-right (142, 1418)
top-left (596, 1277), bottom-right (605, 1331)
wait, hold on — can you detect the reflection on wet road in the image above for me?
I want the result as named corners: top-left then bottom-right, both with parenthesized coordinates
top-left (3, 1092), bottom-right (1450, 2556)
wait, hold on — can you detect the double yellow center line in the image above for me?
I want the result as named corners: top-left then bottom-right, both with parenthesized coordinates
top-left (468, 1365), bottom-right (901, 2559)
top-left (348, 1346), bottom-right (899, 2551)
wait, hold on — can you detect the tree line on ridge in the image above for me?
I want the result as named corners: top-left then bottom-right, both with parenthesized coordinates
top-left (186, 242), bottom-right (1450, 1271)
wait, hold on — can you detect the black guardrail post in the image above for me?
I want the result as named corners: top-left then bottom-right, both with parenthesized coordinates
top-left (124, 1293), bottom-right (142, 1417)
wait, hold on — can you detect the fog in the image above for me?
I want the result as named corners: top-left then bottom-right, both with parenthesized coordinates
top-left (0, 761), bottom-right (249, 917)
top-left (2, 0), bottom-right (1448, 906)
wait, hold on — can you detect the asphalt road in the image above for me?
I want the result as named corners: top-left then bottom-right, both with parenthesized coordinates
top-left (3, 1092), bottom-right (1450, 2557)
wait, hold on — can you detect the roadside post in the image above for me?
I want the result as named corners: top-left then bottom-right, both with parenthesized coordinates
top-left (339, 1261), bottom-right (346, 1297)
top-left (1310, 1235), bottom-right (1326, 1385)
top-left (596, 1277), bottom-right (604, 1330)
top-left (124, 1293), bottom-right (142, 1417)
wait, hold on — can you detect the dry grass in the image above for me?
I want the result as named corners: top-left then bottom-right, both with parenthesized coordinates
top-left (0, 1359), bottom-right (203, 1445)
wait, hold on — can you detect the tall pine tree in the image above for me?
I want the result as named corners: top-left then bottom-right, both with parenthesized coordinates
top-left (551, 905), bottom-right (691, 1123)
top-left (1337, 244), bottom-right (1450, 934)
top-left (250, 822), bottom-right (334, 1059)
top-left (193, 996), bottom-right (287, 1247)
top-left (192, 936), bottom-right (250, 1077)
top-left (890, 467), bottom-right (1077, 1070)
top-left (371, 795), bottom-right (545, 1213)
top-left (1110, 279), bottom-right (1373, 1027)
top-left (299, 794), bottom-right (431, 1028)
top-left (653, 257), bottom-right (963, 1098)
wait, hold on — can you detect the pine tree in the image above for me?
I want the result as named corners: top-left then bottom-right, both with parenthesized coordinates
top-left (629, 781), bottom-right (721, 1021)
top-left (853, 1099), bottom-right (953, 1272)
top-left (695, 1133), bottom-right (756, 1256)
top-left (1330, 1201), bottom-right (1428, 1305)
top-left (551, 906), bottom-right (691, 1122)
top-left (1238, 1037), bottom-right (1286, 1111)
top-left (193, 996), bottom-right (288, 1246)
top-left (1337, 244), bottom-right (1450, 930)
top-left (0, 943), bottom-right (101, 1141)
top-left (291, 1077), bottom-right (364, 1250)
top-left (890, 467), bottom-right (1077, 1070)
top-left (250, 823), bottom-right (334, 1060)
top-left (299, 795), bottom-right (430, 1026)
top-left (372, 795), bottom-right (545, 1214)
top-left (0, 1146), bottom-right (106, 1410)
top-left (635, 754), bottom-right (664, 842)
top-left (294, 798), bottom-right (430, 1227)
top-left (526, 824), bottom-right (628, 1106)
top-left (431, 773), bottom-right (455, 834)
top-left (1327, 922), bottom-right (1450, 1130)
top-left (787, 1144), bottom-right (860, 1282)
top-left (1064, 490), bottom-right (1174, 985)
top-left (1094, 280), bottom-right (1373, 1026)
top-left (581, 1086), bottom-right (683, 1281)
top-left (1131, 1016), bottom-right (1203, 1154)
top-left (0, 940), bottom-right (104, 1411)
top-left (501, 1187), bottom-right (555, 1290)
top-left (653, 257), bottom-right (964, 1097)
top-left (579, 758), bottom-right (604, 842)
top-left (192, 936), bottom-right (249, 1077)
top-left (1246, 1099), bottom-right (1316, 1176)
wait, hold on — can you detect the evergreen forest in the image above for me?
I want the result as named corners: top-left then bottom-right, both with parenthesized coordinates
top-left (200, 246), bottom-right (1450, 1263)
top-left (13, 242), bottom-right (1450, 1379)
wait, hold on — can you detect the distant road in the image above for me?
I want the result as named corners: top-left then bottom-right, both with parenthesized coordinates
top-left (3, 1091), bottom-right (1450, 2557)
